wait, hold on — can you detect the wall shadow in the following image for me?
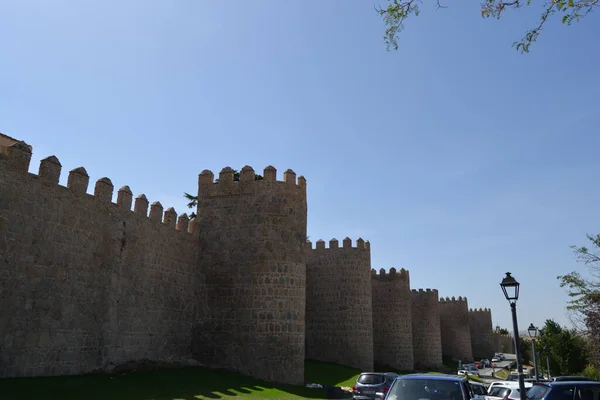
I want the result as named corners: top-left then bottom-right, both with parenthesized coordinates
top-left (0, 365), bottom-right (338, 400)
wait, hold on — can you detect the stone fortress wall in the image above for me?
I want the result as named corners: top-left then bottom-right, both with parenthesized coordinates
top-left (0, 137), bottom-right (503, 384)
top-left (371, 268), bottom-right (413, 371)
top-left (469, 308), bottom-right (495, 359)
top-left (305, 238), bottom-right (373, 372)
top-left (440, 297), bottom-right (474, 362)
top-left (411, 288), bottom-right (443, 369)
top-left (493, 332), bottom-right (516, 354)
top-left (192, 166), bottom-right (308, 384)
top-left (0, 141), bottom-right (203, 379)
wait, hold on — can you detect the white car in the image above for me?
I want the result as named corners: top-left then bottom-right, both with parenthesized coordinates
top-left (458, 369), bottom-right (480, 377)
top-left (487, 381), bottom-right (533, 393)
top-left (485, 387), bottom-right (524, 400)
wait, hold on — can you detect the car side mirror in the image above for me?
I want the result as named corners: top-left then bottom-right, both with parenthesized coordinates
top-left (375, 392), bottom-right (385, 399)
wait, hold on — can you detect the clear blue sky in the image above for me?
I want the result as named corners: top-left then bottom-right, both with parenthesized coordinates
top-left (2, 0), bottom-right (599, 331)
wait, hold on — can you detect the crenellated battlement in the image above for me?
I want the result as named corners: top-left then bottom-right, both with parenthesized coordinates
top-left (0, 142), bottom-right (197, 234)
top-left (197, 165), bottom-right (306, 197)
top-left (411, 288), bottom-right (439, 297)
top-left (306, 237), bottom-right (370, 251)
top-left (371, 267), bottom-right (409, 281)
top-left (0, 133), bottom-right (497, 383)
top-left (469, 307), bottom-right (491, 313)
top-left (439, 296), bottom-right (468, 303)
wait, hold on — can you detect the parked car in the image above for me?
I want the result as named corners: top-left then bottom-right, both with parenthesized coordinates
top-left (507, 373), bottom-right (519, 381)
top-left (458, 369), bottom-right (480, 378)
top-left (461, 364), bottom-right (479, 374)
top-left (376, 373), bottom-right (472, 400)
top-left (487, 381), bottom-right (533, 393)
top-left (526, 380), bottom-right (600, 400)
top-left (524, 378), bottom-right (551, 383)
top-left (469, 381), bottom-right (488, 398)
top-left (485, 386), bottom-right (526, 400)
top-left (551, 376), bottom-right (596, 382)
top-left (353, 372), bottom-right (399, 400)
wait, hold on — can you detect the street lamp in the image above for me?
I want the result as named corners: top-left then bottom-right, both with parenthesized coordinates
top-left (500, 272), bottom-right (526, 400)
top-left (543, 345), bottom-right (552, 380)
top-left (528, 323), bottom-right (540, 381)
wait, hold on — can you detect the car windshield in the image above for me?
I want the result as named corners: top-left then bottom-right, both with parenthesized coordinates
top-left (489, 387), bottom-right (511, 398)
top-left (471, 384), bottom-right (487, 396)
top-left (357, 373), bottom-right (385, 385)
top-left (526, 385), bottom-right (551, 400)
top-left (386, 378), bottom-right (464, 400)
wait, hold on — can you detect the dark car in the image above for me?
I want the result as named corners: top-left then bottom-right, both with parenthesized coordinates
top-left (353, 372), bottom-right (399, 400)
top-left (551, 376), bottom-right (596, 382)
top-left (376, 373), bottom-right (472, 400)
top-left (526, 380), bottom-right (600, 400)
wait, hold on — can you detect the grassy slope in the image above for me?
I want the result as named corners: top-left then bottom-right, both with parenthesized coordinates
top-left (495, 368), bottom-right (509, 379)
top-left (0, 361), bottom-right (363, 400)
top-left (0, 359), bottom-right (474, 399)
top-left (304, 359), bottom-right (362, 388)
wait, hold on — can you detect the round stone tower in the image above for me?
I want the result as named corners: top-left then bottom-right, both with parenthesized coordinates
top-left (371, 268), bottom-right (414, 371)
top-left (468, 308), bottom-right (494, 359)
top-left (439, 296), bottom-right (473, 362)
top-left (305, 238), bottom-right (374, 371)
top-left (411, 288), bottom-right (443, 369)
top-left (193, 166), bottom-right (307, 385)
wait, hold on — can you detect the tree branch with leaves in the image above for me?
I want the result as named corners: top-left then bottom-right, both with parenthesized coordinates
top-left (377, 0), bottom-right (599, 53)
top-left (559, 234), bottom-right (600, 368)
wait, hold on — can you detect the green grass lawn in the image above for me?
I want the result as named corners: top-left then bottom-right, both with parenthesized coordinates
top-left (304, 360), bottom-right (362, 388)
top-left (0, 359), bottom-right (471, 399)
top-left (0, 361), bottom-right (362, 400)
top-left (494, 368), bottom-right (509, 379)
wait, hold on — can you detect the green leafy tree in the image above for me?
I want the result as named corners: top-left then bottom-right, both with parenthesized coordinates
top-left (377, 0), bottom-right (599, 53)
top-left (183, 169), bottom-right (264, 218)
top-left (536, 319), bottom-right (589, 375)
top-left (520, 337), bottom-right (532, 366)
top-left (559, 234), bottom-right (600, 367)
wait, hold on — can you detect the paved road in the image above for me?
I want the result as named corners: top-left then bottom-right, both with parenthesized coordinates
top-left (478, 353), bottom-right (516, 378)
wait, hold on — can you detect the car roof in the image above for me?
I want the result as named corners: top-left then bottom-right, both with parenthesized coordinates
top-left (359, 372), bottom-right (398, 376)
top-left (548, 381), bottom-right (600, 386)
top-left (490, 381), bottom-right (533, 387)
top-left (399, 374), bottom-right (467, 382)
top-left (553, 376), bottom-right (595, 381)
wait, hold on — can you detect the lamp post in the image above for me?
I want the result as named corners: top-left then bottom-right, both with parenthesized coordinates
top-left (500, 272), bottom-right (526, 400)
top-left (528, 323), bottom-right (540, 382)
top-left (493, 326), bottom-right (500, 377)
top-left (543, 345), bottom-right (552, 380)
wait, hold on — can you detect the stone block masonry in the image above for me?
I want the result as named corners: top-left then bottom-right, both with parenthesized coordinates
top-left (411, 289), bottom-right (443, 369)
top-left (0, 136), bottom-right (498, 384)
top-left (305, 238), bottom-right (373, 372)
top-left (192, 166), bottom-right (307, 385)
top-left (493, 332), bottom-right (515, 354)
top-left (469, 308), bottom-right (494, 359)
top-left (371, 268), bottom-right (413, 371)
top-left (0, 142), bottom-right (203, 378)
top-left (439, 297), bottom-right (473, 362)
